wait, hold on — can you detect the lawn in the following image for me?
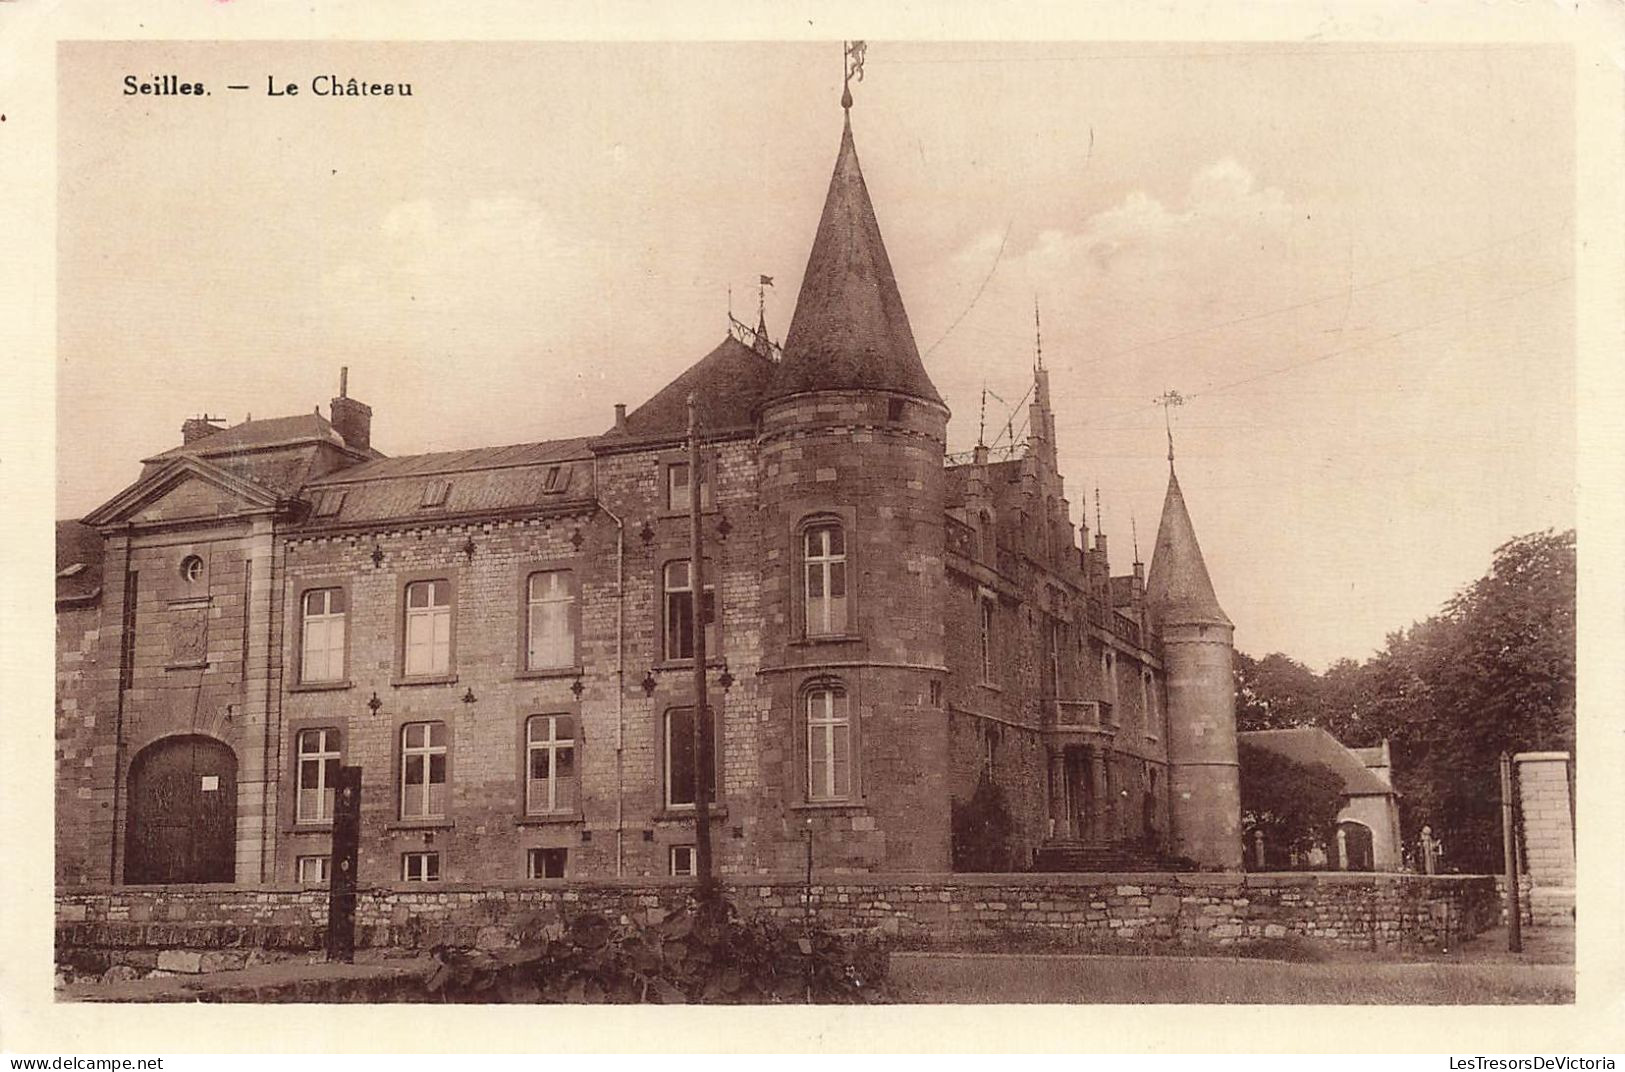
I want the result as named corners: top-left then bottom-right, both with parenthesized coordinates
top-left (886, 952), bottom-right (1574, 1004)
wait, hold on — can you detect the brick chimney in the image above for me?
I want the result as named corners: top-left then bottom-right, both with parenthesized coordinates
top-left (329, 367), bottom-right (372, 453)
top-left (181, 415), bottom-right (225, 445)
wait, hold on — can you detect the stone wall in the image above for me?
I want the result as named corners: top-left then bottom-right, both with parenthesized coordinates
top-left (58, 872), bottom-right (1501, 979)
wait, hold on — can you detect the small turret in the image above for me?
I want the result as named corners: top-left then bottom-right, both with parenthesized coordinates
top-left (1146, 461), bottom-right (1242, 870)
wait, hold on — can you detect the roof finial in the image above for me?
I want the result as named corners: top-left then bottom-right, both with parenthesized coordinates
top-left (842, 40), bottom-right (867, 112)
top-left (754, 274), bottom-right (775, 357)
top-left (1155, 389), bottom-right (1186, 468)
top-left (1094, 486), bottom-right (1102, 532)
top-left (339, 365), bottom-right (349, 399)
top-left (1033, 296), bottom-right (1044, 371)
top-left (1131, 514), bottom-right (1141, 565)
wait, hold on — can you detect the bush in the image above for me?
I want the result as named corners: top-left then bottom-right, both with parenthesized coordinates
top-left (951, 774), bottom-right (1015, 872)
top-left (421, 898), bottom-right (889, 1004)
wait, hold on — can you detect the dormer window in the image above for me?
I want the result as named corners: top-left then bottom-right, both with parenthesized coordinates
top-left (419, 480), bottom-right (450, 509)
top-left (313, 490), bottom-right (346, 517)
top-left (542, 465), bottom-right (571, 495)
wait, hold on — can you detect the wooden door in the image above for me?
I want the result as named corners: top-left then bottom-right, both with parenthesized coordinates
top-left (124, 735), bottom-right (237, 884)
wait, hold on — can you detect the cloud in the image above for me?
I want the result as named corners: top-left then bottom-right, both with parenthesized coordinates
top-left (321, 196), bottom-right (578, 325)
top-left (1038, 158), bottom-right (1293, 280)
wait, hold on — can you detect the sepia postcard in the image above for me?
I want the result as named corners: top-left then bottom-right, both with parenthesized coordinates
top-left (4, 0), bottom-right (1624, 1057)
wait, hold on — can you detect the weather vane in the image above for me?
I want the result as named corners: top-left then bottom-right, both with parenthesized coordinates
top-left (842, 41), bottom-right (867, 110)
top-left (1154, 389), bottom-right (1186, 464)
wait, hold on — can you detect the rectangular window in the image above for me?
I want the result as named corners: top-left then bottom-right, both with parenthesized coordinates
top-left (526, 570), bottom-right (576, 670)
top-left (1102, 651), bottom-right (1120, 724)
top-left (526, 714), bottom-right (577, 814)
top-left (806, 686), bottom-right (851, 802)
top-left (664, 706), bottom-right (716, 809)
top-left (669, 845), bottom-right (697, 877)
top-left (527, 847), bottom-right (568, 879)
top-left (803, 524), bottom-right (848, 636)
top-left (296, 855), bottom-right (330, 885)
top-left (300, 587), bottom-right (347, 683)
top-left (665, 461), bottom-right (712, 513)
top-left (400, 720), bottom-right (448, 819)
top-left (978, 598), bottom-right (994, 684)
top-left (1046, 619), bottom-right (1062, 699)
top-left (295, 727), bottom-right (341, 823)
top-left (403, 579), bottom-right (452, 676)
top-left (663, 560), bottom-right (717, 661)
top-left (402, 851), bottom-right (440, 882)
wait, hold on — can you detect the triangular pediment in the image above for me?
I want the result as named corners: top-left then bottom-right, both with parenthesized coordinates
top-left (82, 456), bottom-right (285, 529)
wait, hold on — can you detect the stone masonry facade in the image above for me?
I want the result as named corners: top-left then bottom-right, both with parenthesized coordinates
top-left (56, 105), bottom-right (1247, 895)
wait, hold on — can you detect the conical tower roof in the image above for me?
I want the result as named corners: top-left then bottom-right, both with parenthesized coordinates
top-left (1145, 465), bottom-right (1232, 629)
top-left (769, 116), bottom-right (943, 405)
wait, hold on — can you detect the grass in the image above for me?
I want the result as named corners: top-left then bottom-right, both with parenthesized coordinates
top-left (891, 929), bottom-right (1331, 963)
top-left (886, 952), bottom-right (1574, 1004)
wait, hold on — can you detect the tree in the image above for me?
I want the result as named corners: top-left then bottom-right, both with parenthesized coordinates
top-left (1231, 529), bottom-right (1576, 873)
top-left (1237, 741), bottom-right (1344, 868)
top-left (1380, 530), bottom-right (1575, 871)
top-left (1234, 650), bottom-right (1324, 731)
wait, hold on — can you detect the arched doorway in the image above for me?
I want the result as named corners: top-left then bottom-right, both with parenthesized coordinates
top-left (124, 735), bottom-right (237, 884)
top-left (1338, 821), bottom-right (1375, 872)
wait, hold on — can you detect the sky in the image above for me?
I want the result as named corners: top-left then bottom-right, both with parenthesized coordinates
top-left (56, 41), bottom-right (1575, 669)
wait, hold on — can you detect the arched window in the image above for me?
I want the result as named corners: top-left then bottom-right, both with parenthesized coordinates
top-left (806, 684), bottom-right (851, 802)
top-left (803, 523), bottom-right (847, 636)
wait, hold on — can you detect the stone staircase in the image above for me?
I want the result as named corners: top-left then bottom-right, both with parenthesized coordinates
top-left (1030, 839), bottom-right (1196, 873)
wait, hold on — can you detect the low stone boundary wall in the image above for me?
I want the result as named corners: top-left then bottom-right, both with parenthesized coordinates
top-left (58, 872), bottom-right (1500, 981)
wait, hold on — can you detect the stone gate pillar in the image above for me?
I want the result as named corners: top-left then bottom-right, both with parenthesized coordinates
top-left (1514, 751), bottom-right (1575, 926)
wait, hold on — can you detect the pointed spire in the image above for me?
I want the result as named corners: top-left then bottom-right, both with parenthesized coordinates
top-left (1145, 465), bottom-right (1231, 629)
top-left (1034, 296), bottom-right (1044, 371)
top-left (769, 111), bottom-right (942, 404)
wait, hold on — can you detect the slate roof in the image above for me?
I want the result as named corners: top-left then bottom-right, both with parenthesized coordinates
top-left (1238, 728), bottom-right (1395, 797)
top-left (300, 437), bottom-right (596, 527)
top-left (145, 413), bottom-right (347, 461)
top-left (56, 520), bottom-right (104, 605)
top-left (1144, 466), bottom-right (1231, 628)
top-left (612, 336), bottom-right (776, 440)
top-left (769, 115), bottom-right (943, 406)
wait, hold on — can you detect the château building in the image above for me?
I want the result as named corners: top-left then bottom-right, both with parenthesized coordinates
top-left (54, 100), bottom-right (1243, 889)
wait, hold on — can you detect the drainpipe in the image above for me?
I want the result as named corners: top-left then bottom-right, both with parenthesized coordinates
top-left (592, 456), bottom-right (627, 878)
